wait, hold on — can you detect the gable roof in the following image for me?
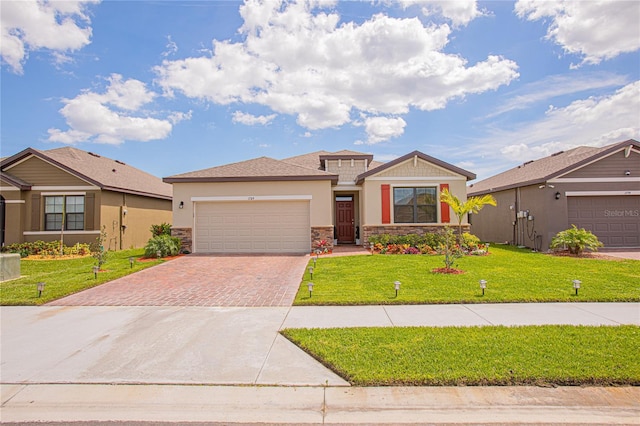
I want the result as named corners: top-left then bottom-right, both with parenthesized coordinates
top-left (468, 139), bottom-right (640, 195)
top-left (0, 171), bottom-right (32, 190)
top-left (164, 156), bottom-right (338, 183)
top-left (1, 147), bottom-right (172, 199)
top-left (356, 150), bottom-right (476, 184)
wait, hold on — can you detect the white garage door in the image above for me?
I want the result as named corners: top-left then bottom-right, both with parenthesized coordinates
top-left (567, 196), bottom-right (640, 248)
top-left (194, 201), bottom-right (310, 253)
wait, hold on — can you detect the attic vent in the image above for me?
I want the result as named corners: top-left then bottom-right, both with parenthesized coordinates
top-left (551, 151), bottom-right (564, 157)
top-left (88, 152), bottom-right (101, 158)
top-left (115, 160), bottom-right (126, 165)
top-left (112, 169), bottom-right (117, 173)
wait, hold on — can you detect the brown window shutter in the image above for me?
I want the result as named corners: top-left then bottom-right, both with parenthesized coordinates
top-left (85, 193), bottom-right (95, 230)
top-left (440, 184), bottom-right (450, 223)
top-left (31, 194), bottom-right (41, 231)
top-left (381, 184), bottom-right (391, 224)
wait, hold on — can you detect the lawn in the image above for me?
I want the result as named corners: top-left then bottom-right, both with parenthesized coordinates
top-left (282, 325), bottom-right (640, 386)
top-left (0, 249), bottom-right (165, 305)
top-left (294, 245), bottom-right (640, 305)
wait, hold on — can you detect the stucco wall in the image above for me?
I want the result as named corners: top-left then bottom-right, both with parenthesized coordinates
top-left (171, 180), bottom-right (333, 229)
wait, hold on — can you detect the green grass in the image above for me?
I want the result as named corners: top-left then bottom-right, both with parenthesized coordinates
top-left (282, 325), bottom-right (640, 386)
top-left (1, 249), bottom-right (165, 305)
top-left (295, 245), bottom-right (640, 305)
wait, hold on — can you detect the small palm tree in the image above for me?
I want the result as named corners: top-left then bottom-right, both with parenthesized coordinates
top-left (440, 188), bottom-right (497, 240)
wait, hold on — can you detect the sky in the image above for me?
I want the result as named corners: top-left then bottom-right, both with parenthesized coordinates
top-left (1, 0), bottom-right (639, 182)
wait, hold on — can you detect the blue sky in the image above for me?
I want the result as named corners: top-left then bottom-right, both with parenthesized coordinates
top-left (2, 0), bottom-right (639, 181)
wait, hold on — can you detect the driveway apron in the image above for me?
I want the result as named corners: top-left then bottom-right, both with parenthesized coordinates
top-left (47, 254), bottom-right (309, 307)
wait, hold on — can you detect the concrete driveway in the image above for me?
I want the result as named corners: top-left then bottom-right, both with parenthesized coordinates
top-left (48, 254), bottom-right (310, 307)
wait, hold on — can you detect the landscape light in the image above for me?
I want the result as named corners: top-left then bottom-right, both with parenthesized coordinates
top-left (394, 280), bottom-right (401, 298)
top-left (572, 279), bottom-right (581, 296)
top-left (37, 282), bottom-right (45, 297)
top-left (156, 250), bottom-right (162, 259)
top-left (479, 279), bottom-right (487, 296)
top-left (307, 282), bottom-right (314, 298)
top-left (92, 265), bottom-right (99, 279)
top-left (129, 257), bottom-right (134, 268)
top-left (313, 256), bottom-right (317, 266)
top-left (308, 266), bottom-right (314, 280)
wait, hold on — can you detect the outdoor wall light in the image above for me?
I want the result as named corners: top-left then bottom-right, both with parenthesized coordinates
top-left (625, 170), bottom-right (631, 176)
top-left (394, 280), bottom-right (401, 297)
top-left (92, 265), bottom-right (99, 279)
top-left (179, 201), bottom-right (184, 209)
top-left (479, 279), bottom-right (487, 296)
top-left (308, 266), bottom-right (314, 280)
top-left (37, 282), bottom-right (45, 297)
top-left (307, 282), bottom-right (314, 298)
top-left (555, 192), bottom-right (561, 200)
top-left (129, 257), bottom-right (134, 268)
top-left (572, 279), bottom-right (581, 296)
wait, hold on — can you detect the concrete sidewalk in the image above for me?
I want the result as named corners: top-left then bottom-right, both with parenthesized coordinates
top-left (2, 303), bottom-right (639, 424)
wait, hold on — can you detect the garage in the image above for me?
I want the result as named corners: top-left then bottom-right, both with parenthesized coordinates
top-left (194, 200), bottom-right (311, 254)
top-left (567, 195), bottom-right (640, 248)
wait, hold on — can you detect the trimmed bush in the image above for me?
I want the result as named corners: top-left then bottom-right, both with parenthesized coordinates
top-left (150, 223), bottom-right (172, 237)
top-left (1, 241), bottom-right (91, 258)
top-left (550, 225), bottom-right (604, 255)
top-left (144, 234), bottom-right (181, 258)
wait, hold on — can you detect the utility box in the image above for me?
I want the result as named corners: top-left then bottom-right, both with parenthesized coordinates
top-left (0, 253), bottom-right (21, 281)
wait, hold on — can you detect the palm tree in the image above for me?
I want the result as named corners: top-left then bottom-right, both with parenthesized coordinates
top-left (439, 188), bottom-right (497, 240)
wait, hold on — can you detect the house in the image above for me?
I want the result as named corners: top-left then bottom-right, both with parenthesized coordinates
top-left (468, 139), bottom-right (640, 251)
top-left (0, 147), bottom-right (172, 250)
top-left (164, 150), bottom-right (476, 254)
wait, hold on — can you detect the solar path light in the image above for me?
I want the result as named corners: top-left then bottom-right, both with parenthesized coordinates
top-left (307, 282), bottom-right (314, 298)
top-left (129, 257), bottom-right (134, 268)
top-left (394, 281), bottom-right (401, 297)
top-left (308, 266), bottom-right (314, 280)
top-left (93, 265), bottom-right (99, 279)
top-left (479, 279), bottom-right (487, 296)
top-left (37, 282), bottom-right (45, 298)
top-left (572, 279), bottom-right (581, 296)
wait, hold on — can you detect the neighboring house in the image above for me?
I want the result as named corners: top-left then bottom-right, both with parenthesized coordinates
top-left (0, 147), bottom-right (172, 250)
top-left (468, 139), bottom-right (640, 251)
top-left (164, 150), bottom-right (476, 254)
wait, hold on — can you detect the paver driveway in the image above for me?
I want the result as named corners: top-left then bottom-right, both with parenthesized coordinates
top-left (47, 255), bottom-right (310, 307)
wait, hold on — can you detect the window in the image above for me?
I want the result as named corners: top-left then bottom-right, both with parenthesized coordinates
top-left (44, 195), bottom-right (85, 231)
top-left (393, 187), bottom-right (437, 223)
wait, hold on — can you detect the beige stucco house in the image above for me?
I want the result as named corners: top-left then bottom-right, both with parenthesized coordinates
top-left (164, 150), bottom-right (476, 254)
top-left (468, 139), bottom-right (640, 250)
top-left (0, 147), bottom-right (172, 250)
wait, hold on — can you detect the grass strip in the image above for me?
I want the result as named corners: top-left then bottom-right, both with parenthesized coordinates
top-left (282, 325), bottom-right (640, 386)
top-left (295, 245), bottom-right (640, 305)
top-left (1, 249), bottom-right (165, 305)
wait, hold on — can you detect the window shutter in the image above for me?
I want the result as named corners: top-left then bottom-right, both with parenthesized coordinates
top-left (381, 184), bottom-right (390, 224)
top-left (85, 193), bottom-right (95, 230)
top-left (31, 194), bottom-right (41, 231)
top-left (440, 184), bottom-right (450, 223)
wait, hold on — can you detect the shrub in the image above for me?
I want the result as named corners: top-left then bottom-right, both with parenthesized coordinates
top-left (91, 225), bottom-right (109, 267)
top-left (550, 225), bottom-right (604, 255)
top-left (150, 223), bottom-right (172, 237)
top-left (145, 234), bottom-right (181, 258)
top-left (1, 241), bottom-right (91, 258)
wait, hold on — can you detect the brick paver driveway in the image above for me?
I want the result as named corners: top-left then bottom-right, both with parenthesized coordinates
top-left (48, 255), bottom-right (310, 307)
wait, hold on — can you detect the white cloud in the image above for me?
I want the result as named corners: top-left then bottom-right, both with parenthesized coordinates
top-left (364, 116), bottom-right (407, 144)
top-left (155, 0), bottom-right (518, 134)
top-left (48, 74), bottom-right (188, 145)
top-left (232, 111), bottom-right (277, 125)
top-left (0, 0), bottom-right (99, 74)
top-left (399, 0), bottom-right (485, 27)
top-left (515, 0), bottom-right (640, 66)
top-left (162, 35), bottom-right (178, 57)
top-left (489, 81), bottom-right (640, 162)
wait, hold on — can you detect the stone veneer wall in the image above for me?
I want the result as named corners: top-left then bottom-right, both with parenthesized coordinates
top-left (311, 226), bottom-right (334, 250)
top-left (171, 227), bottom-right (193, 253)
top-left (362, 224), bottom-right (470, 246)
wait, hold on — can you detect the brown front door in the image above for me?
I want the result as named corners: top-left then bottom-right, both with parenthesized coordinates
top-left (336, 199), bottom-right (354, 243)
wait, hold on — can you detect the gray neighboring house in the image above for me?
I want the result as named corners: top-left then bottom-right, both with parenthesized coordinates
top-left (468, 139), bottom-right (640, 251)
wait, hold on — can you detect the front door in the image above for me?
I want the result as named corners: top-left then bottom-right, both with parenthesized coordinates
top-left (336, 197), bottom-right (354, 243)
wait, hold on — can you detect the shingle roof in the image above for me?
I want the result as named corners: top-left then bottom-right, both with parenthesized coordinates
top-left (164, 156), bottom-right (338, 183)
top-left (0, 171), bottom-right (32, 190)
top-left (1, 147), bottom-right (172, 199)
top-left (282, 151), bottom-right (333, 170)
top-left (468, 139), bottom-right (640, 195)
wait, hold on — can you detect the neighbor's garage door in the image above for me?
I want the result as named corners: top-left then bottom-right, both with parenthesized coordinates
top-left (194, 201), bottom-right (310, 253)
top-left (567, 196), bottom-right (640, 248)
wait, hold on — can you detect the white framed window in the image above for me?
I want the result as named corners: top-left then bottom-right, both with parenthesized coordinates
top-left (44, 195), bottom-right (85, 231)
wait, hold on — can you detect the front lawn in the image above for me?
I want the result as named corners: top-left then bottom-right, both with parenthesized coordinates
top-left (295, 245), bottom-right (639, 305)
top-left (0, 249), bottom-right (165, 305)
top-left (282, 325), bottom-right (640, 386)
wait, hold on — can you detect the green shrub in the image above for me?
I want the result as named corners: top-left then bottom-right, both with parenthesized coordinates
top-left (368, 233), bottom-right (446, 248)
top-left (145, 234), bottom-right (181, 258)
top-left (550, 225), bottom-right (604, 255)
top-left (1, 241), bottom-right (91, 258)
top-left (150, 223), bottom-right (172, 237)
